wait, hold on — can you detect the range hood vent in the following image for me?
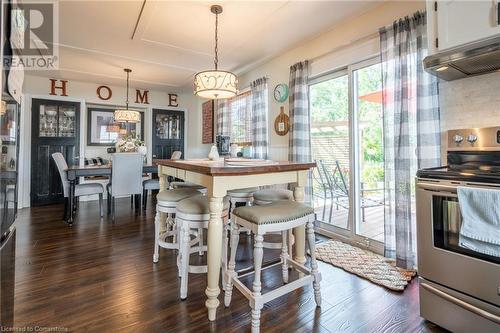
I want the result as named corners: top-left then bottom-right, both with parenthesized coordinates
top-left (423, 35), bottom-right (500, 81)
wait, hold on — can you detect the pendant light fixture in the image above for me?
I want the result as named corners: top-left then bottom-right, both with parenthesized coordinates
top-left (114, 68), bottom-right (141, 123)
top-left (194, 5), bottom-right (237, 99)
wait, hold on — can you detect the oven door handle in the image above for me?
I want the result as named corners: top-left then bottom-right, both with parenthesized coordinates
top-left (418, 182), bottom-right (457, 193)
top-left (421, 282), bottom-right (500, 324)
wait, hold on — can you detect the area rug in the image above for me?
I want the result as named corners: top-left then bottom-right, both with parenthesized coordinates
top-left (315, 240), bottom-right (416, 291)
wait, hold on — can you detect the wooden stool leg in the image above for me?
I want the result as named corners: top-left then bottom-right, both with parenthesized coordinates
top-left (251, 233), bottom-right (264, 333)
top-left (288, 230), bottom-right (294, 260)
top-left (306, 220), bottom-right (321, 307)
top-left (221, 221), bottom-right (229, 291)
top-left (224, 221), bottom-right (240, 307)
top-left (281, 231), bottom-right (289, 283)
top-left (179, 220), bottom-right (190, 300)
top-left (198, 228), bottom-right (204, 256)
top-left (153, 209), bottom-right (160, 263)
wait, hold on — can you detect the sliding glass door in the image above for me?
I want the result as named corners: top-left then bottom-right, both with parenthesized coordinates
top-left (310, 57), bottom-right (384, 253)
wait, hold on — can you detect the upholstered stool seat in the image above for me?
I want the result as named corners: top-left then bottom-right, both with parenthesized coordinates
top-left (227, 187), bottom-right (259, 198)
top-left (252, 189), bottom-right (295, 253)
top-left (252, 189), bottom-right (294, 204)
top-left (170, 181), bottom-right (206, 191)
top-left (232, 201), bottom-right (313, 225)
top-left (153, 188), bottom-right (201, 264)
top-left (176, 195), bottom-right (230, 300)
top-left (157, 188), bottom-right (201, 207)
top-left (177, 195), bottom-right (230, 216)
top-left (225, 202), bottom-right (321, 333)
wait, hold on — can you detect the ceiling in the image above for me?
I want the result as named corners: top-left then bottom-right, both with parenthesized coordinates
top-left (31, 0), bottom-right (381, 90)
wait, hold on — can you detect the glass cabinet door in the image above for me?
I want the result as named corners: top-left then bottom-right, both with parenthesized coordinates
top-left (58, 106), bottom-right (76, 137)
top-left (155, 114), bottom-right (180, 140)
top-left (39, 104), bottom-right (58, 137)
top-left (39, 104), bottom-right (77, 137)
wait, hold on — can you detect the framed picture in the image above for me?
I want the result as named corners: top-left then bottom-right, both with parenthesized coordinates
top-left (202, 100), bottom-right (214, 144)
top-left (87, 108), bottom-right (144, 146)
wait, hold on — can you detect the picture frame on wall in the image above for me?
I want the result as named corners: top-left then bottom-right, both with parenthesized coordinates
top-left (202, 100), bottom-right (214, 144)
top-left (87, 108), bottom-right (144, 146)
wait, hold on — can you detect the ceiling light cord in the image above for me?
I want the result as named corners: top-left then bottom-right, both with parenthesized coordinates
top-left (126, 70), bottom-right (130, 109)
top-left (214, 10), bottom-right (218, 71)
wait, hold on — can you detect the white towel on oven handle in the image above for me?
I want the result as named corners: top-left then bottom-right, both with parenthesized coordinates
top-left (457, 186), bottom-right (500, 257)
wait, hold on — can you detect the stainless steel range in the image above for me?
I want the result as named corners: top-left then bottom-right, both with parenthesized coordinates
top-left (416, 127), bottom-right (500, 332)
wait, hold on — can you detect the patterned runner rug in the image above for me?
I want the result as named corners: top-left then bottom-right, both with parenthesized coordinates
top-left (315, 240), bottom-right (416, 291)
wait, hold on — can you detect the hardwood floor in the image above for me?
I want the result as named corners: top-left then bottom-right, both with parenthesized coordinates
top-left (12, 198), bottom-right (447, 332)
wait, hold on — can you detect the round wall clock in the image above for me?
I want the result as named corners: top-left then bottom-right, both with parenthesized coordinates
top-left (273, 83), bottom-right (289, 103)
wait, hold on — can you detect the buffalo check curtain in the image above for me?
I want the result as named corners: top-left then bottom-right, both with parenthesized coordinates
top-left (380, 11), bottom-right (441, 269)
top-left (288, 60), bottom-right (312, 202)
top-left (251, 77), bottom-right (269, 159)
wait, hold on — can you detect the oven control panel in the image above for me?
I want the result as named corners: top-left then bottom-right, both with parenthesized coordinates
top-left (448, 127), bottom-right (500, 151)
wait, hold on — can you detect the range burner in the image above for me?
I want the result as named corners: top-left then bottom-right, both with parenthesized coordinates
top-left (417, 149), bottom-right (500, 184)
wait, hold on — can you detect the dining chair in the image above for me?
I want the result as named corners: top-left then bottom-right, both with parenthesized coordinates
top-left (52, 152), bottom-right (105, 219)
top-left (107, 153), bottom-right (143, 220)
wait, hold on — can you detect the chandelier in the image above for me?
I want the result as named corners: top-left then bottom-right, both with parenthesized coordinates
top-left (194, 5), bottom-right (237, 99)
top-left (114, 68), bottom-right (141, 123)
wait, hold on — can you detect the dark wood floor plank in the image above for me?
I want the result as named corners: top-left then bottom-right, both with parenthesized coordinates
top-left (11, 199), bottom-right (446, 332)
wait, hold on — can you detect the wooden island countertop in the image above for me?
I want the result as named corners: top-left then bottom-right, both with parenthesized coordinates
top-left (153, 159), bottom-right (316, 176)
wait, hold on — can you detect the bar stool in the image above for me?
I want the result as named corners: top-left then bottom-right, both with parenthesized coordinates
top-left (152, 188), bottom-right (202, 263)
top-left (224, 201), bottom-right (321, 333)
top-left (176, 195), bottom-right (230, 300)
top-left (253, 189), bottom-right (295, 255)
top-left (228, 187), bottom-right (259, 235)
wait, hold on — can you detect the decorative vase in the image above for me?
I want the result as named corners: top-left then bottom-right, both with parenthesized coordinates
top-left (208, 145), bottom-right (219, 160)
top-left (229, 143), bottom-right (239, 158)
top-left (138, 145), bottom-right (147, 157)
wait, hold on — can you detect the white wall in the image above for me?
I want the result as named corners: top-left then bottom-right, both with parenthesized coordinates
top-left (19, 75), bottom-right (185, 207)
top-left (181, 1), bottom-right (425, 161)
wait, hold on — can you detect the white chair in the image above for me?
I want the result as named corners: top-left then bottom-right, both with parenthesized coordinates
top-left (224, 201), bottom-right (321, 333)
top-left (107, 153), bottom-right (143, 220)
top-left (176, 195), bottom-right (230, 300)
top-left (52, 152), bottom-right (104, 219)
top-left (152, 188), bottom-right (201, 263)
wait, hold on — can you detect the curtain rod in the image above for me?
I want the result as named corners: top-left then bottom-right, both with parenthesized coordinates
top-left (310, 31), bottom-right (379, 63)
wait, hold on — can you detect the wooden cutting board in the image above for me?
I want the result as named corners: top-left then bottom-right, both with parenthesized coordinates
top-left (274, 106), bottom-right (290, 136)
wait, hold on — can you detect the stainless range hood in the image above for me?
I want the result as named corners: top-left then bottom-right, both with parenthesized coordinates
top-left (423, 35), bottom-right (500, 81)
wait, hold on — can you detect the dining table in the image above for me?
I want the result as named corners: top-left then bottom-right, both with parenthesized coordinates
top-left (65, 164), bottom-right (158, 224)
top-left (154, 158), bottom-right (316, 321)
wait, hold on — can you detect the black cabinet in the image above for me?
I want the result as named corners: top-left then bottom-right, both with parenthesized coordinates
top-left (31, 99), bottom-right (80, 206)
top-left (152, 109), bottom-right (184, 159)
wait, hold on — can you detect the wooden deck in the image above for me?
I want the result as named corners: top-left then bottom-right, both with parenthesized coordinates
top-left (11, 198), bottom-right (445, 332)
top-left (314, 199), bottom-right (384, 243)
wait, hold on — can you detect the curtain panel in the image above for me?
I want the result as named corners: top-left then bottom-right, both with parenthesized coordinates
top-left (288, 60), bottom-right (312, 201)
top-left (216, 99), bottom-right (231, 137)
top-left (250, 77), bottom-right (269, 159)
top-left (380, 11), bottom-right (441, 269)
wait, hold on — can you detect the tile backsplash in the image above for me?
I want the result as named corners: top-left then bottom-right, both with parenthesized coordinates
top-left (439, 71), bottom-right (500, 161)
